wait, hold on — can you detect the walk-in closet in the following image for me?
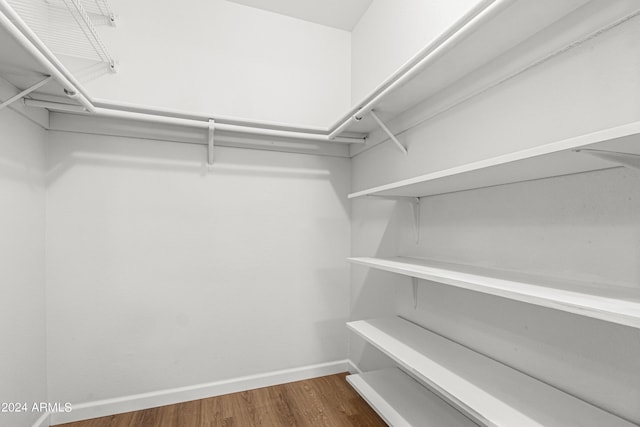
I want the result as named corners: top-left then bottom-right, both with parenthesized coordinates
top-left (1, 0), bottom-right (639, 426)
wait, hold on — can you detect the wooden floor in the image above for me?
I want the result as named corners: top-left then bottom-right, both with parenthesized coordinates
top-left (54, 373), bottom-right (387, 427)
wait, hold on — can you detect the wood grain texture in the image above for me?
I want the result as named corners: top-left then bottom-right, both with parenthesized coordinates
top-left (53, 373), bottom-right (386, 427)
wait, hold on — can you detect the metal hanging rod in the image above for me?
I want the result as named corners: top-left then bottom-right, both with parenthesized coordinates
top-left (208, 119), bottom-right (215, 165)
top-left (23, 99), bottom-right (365, 144)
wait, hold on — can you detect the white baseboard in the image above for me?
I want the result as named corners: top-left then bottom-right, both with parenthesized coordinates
top-left (31, 412), bottom-right (50, 427)
top-left (50, 359), bottom-right (351, 425)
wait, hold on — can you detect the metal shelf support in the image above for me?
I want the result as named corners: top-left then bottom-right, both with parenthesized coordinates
top-left (370, 110), bottom-right (407, 155)
top-left (208, 119), bottom-right (215, 166)
top-left (366, 195), bottom-right (422, 243)
top-left (412, 197), bottom-right (421, 244)
top-left (0, 75), bottom-right (52, 110)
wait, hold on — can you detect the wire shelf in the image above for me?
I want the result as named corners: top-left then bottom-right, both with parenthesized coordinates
top-left (7, 0), bottom-right (116, 71)
top-left (83, 0), bottom-right (114, 20)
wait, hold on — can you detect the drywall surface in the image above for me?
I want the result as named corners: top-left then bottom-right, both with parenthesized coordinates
top-left (0, 109), bottom-right (47, 427)
top-left (45, 131), bottom-right (351, 405)
top-left (350, 0), bottom-right (483, 105)
top-left (349, 14), bottom-right (640, 424)
top-left (80, 0), bottom-right (351, 128)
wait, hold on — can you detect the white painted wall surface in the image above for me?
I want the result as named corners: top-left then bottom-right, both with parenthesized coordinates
top-left (45, 131), bottom-right (351, 405)
top-left (80, 0), bottom-right (351, 128)
top-left (350, 14), bottom-right (640, 424)
top-left (0, 109), bottom-right (47, 427)
top-left (350, 0), bottom-right (483, 105)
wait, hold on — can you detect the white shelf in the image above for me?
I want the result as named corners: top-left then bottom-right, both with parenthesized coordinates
top-left (348, 316), bottom-right (635, 427)
top-left (349, 122), bottom-right (640, 199)
top-left (346, 368), bottom-right (477, 427)
top-left (349, 257), bottom-right (640, 329)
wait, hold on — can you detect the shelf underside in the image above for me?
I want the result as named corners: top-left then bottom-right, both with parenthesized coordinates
top-left (349, 122), bottom-right (640, 198)
top-left (349, 256), bottom-right (640, 329)
top-left (347, 368), bottom-right (477, 427)
top-left (348, 317), bottom-right (634, 427)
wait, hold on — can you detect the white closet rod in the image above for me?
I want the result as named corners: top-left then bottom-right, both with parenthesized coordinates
top-left (92, 98), bottom-right (330, 134)
top-left (24, 99), bottom-right (364, 144)
top-left (328, 0), bottom-right (515, 139)
top-left (0, 0), bottom-right (95, 112)
top-left (92, 107), bottom-right (364, 143)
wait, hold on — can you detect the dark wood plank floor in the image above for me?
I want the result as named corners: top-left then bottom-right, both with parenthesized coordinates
top-left (54, 373), bottom-right (387, 427)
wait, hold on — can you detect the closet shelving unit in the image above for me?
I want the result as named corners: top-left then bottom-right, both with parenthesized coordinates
top-left (339, 0), bottom-right (640, 425)
top-left (0, 0), bottom-right (365, 156)
top-left (345, 126), bottom-right (640, 421)
top-left (349, 257), bottom-right (640, 328)
top-left (347, 317), bottom-right (635, 426)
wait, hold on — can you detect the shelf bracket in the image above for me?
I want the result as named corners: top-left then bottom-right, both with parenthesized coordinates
top-left (575, 149), bottom-right (640, 171)
top-left (370, 110), bottom-right (407, 155)
top-left (0, 75), bottom-right (53, 111)
top-left (366, 195), bottom-right (421, 243)
top-left (207, 119), bottom-right (215, 166)
top-left (412, 277), bottom-right (419, 309)
top-left (412, 197), bottom-right (421, 244)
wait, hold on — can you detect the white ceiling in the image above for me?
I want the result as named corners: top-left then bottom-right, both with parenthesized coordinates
top-left (227, 0), bottom-right (373, 31)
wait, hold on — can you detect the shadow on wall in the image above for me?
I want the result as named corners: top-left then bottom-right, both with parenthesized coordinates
top-left (349, 197), bottom-right (411, 370)
top-left (46, 135), bottom-right (332, 181)
top-left (43, 130), bottom-right (352, 403)
top-left (404, 167), bottom-right (640, 287)
top-left (0, 152), bottom-right (44, 185)
top-left (45, 132), bottom-right (352, 216)
top-left (0, 110), bottom-right (44, 186)
top-left (350, 197), bottom-right (418, 318)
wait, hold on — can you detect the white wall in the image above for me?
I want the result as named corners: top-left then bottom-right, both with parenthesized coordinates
top-left (45, 131), bottom-right (351, 404)
top-left (0, 109), bottom-right (47, 427)
top-left (79, 0), bottom-right (351, 128)
top-left (350, 0), bottom-right (483, 105)
top-left (350, 13), bottom-right (640, 424)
